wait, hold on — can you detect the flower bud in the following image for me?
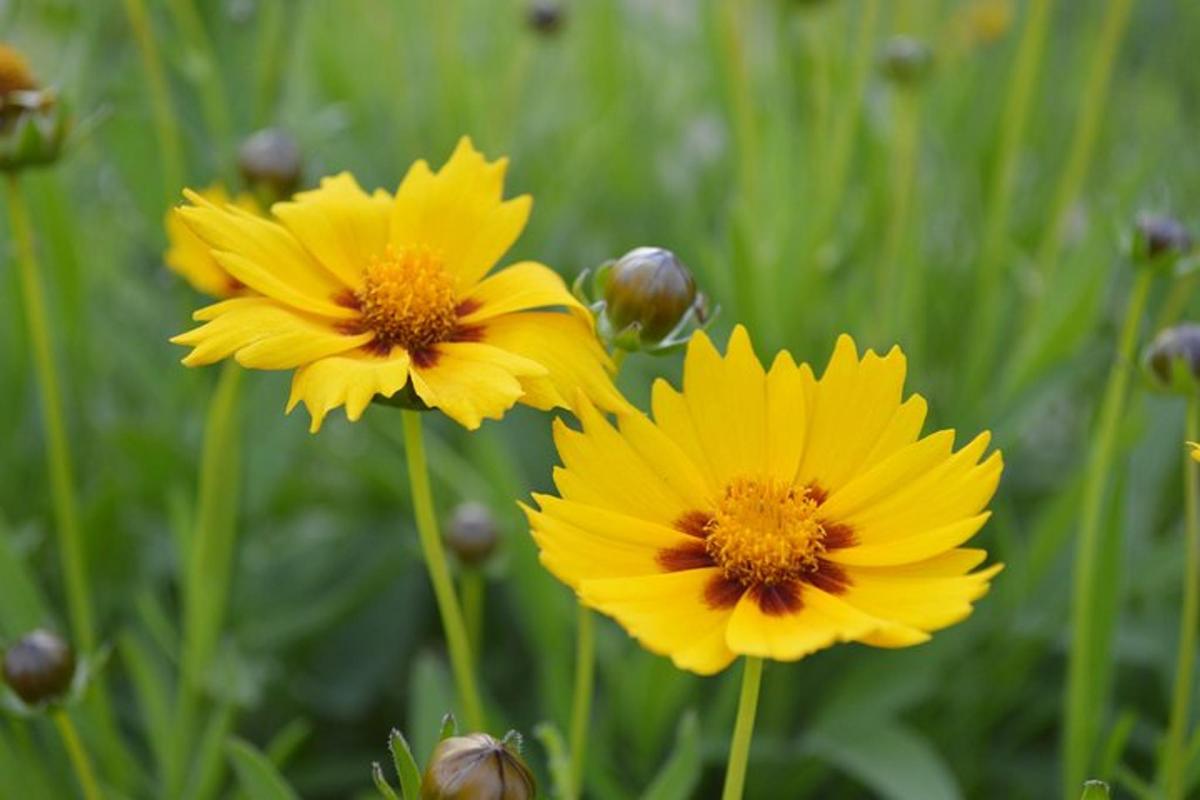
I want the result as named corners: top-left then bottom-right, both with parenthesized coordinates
top-left (526, 2), bottom-right (564, 36)
top-left (3, 630), bottom-right (75, 706)
top-left (604, 247), bottom-right (698, 345)
top-left (1144, 324), bottom-right (1200, 394)
top-left (421, 732), bottom-right (535, 800)
top-left (446, 502), bottom-right (499, 567)
top-left (238, 127), bottom-right (302, 203)
top-left (0, 44), bottom-right (37, 95)
top-left (879, 36), bottom-right (934, 86)
top-left (1133, 213), bottom-right (1193, 269)
top-left (0, 45), bottom-right (68, 172)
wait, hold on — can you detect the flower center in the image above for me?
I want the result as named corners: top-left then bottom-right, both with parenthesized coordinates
top-left (358, 245), bottom-right (458, 352)
top-left (705, 478), bottom-right (827, 586)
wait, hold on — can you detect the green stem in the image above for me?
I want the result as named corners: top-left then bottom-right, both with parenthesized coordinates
top-left (875, 88), bottom-right (921, 343)
top-left (54, 710), bottom-right (102, 800)
top-left (400, 411), bottom-right (485, 731)
top-left (1063, 268), bottom-right (1153, 797)
top-left (1165, 398), bottom-right (1200, 800)
top-left (6, 175), bottom-right (94, 653)
top-left (460, 568), bottom-right (484, 664)
top-left (122, 0), bottom-right (186, 206)
top-left (568, 605), bottom-right (595, 800)
top-left (721, 657), bottom-right (764, 800)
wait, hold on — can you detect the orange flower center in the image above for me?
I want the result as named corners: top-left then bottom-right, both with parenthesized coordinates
top-left (358, 245), bottom-right (458, 352)
top-left (705, 478), bottom-right (827, 586)
top-left (0, 45), bottom-right (36, 96)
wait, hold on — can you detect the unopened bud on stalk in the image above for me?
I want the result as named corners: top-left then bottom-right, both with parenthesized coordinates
top-left (1133, 213), bottom-right (1193, 270)
top-left (446, 502), bottom-right (499, 567)
top-left (1144, 324), bottom-right (1200, 394)
top-left (421, 732), bottom-right (535, 800)
top-left (3, 630), bottom-right (75, 706)
top-left (0, 44), bottom-right (69, 172)
top-left (238, 127), bottom-right (302, 203)
top-left (879, 36), bottom-right (934, 86)
top-left (526, 1), bottom-right (565, 36)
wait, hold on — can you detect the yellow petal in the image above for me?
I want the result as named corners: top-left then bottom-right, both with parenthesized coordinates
top-left (764, 351), bottom-right (815, 484)
top-left (286, 349), bottom-right (413, 432)
top-left (458, 261), bottom-right (589, 323)
top-left (839, 560), bottom-right (1004, 632)
top-left (825, 513), bottom-right (991, 567)
top-left (617, 410), bottom-right (715, 509)
top-left (164, 185), bottom-right (256, 298)
top-left (408, 341), bottom-right (544, 430)
top-left (389, 137), bottom-right (531, 289)
top-left (272, 173), bottom-right (392, 291)
top-left (1189, 441), bottom-right (1200, 462)
top-left (171, 297), bottom-right (372, 369)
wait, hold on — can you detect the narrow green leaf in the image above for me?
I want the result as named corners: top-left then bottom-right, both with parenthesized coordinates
top-left (1080, 780), bottom-right (1111, 799)
top-left (0, 514), bottom-right (47, 637)
top-left (372, 762), bottom-right (399, 800)
top-left (533, 722), bottom-right (573, 800)
top-left (640, 711), bottom-right (701, 800)
top-left (226, 738), bottom-right (299, 800)
top-left (409, 652), bottom-right (455, 762)
top-left (118, 632), bottom-right (175, 788)
top-left (439, 712), bottom-right (457, 741)
top-left (389, 729), bottom-right (422, 800)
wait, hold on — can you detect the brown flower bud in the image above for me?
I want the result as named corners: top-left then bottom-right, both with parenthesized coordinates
top-left (0, 44), bottom-right (68, 172)
top-left (1145, 324), bottom-right (1200, 394)
top-left (3, 630), bottom-right (75, 706)
top-left (526, 2), bottom-right (564, 36)
top-left (0, 44), bottom-right (37, 95)
top-left (238, 128), bottom-right (302, 203)
top-left (604, 247), bottom-right (698, 344)
top-left (421, 733), bottom-right (535, 800)
top-left (446, 502), bottom-right (499, 567)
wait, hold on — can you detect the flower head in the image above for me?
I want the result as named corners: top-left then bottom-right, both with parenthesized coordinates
top-left (0, 43), bottom-right (68, 172)
top-left (172, 137), bottom-right (626, 430)
top-left (526, 327), bottom-right (1003, 674)
top-left (421, 732), bottom-right (535, 800)
top-left (164, 185), bottom-right (261, 298)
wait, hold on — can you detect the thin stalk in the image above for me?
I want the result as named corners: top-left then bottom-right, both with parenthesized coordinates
top-left (721, 657), bottom-right (764, 800)
top-left (568, 606), bottom-right (595, 800)
top-left (1164, 398), bottom-right (1200, 800)
top-left (400, 411), bottom-right (485, 731)
top-left (165, 0), bottom-right (236, 184)
top-left (7, 175), bottom-right (94, 652)
top-left (54, 710), bottom-right (102, 800)
top-left (1155, 274), bottom-right (1197, 333)
top-left (1063, 268), bottom-right (1153, 797)
top-left (460, 568), bottom-right (485, 664)
top-left (121, 0), bottom-right (186, 205)
top-left (875, 87), bottom-right (921, 343)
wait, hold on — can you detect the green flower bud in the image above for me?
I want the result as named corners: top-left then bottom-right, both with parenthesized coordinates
top-left (238, 127), bottom-right (302, 203)
top-left (1133, 213), bottom-right (1193, 270)
top-left (879, 36), bottom-right (934, 86)
top-left (446, 502), bottom-right (499, 567)
top-left (526, 2), bottom-right (565, 36)
top-left (1144, 324), bottom-right (1200, 394)
top-left (0, 45), bottom-right (69, 172)
top-left (421, 732), bottom-right (535, 800)
top-left (3, 630), bottom-right (75, 706)
top-left (604, 247), bottom-right (698, 344)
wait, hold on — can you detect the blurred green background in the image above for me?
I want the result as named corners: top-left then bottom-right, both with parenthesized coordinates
top-left (2, 0), bottom-right (1200, 797)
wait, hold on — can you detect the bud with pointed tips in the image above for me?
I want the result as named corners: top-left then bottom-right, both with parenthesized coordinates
top-left (1144, 324), bottom-right (1200, 395)
top-left (238, 127), bottom-right (302, 204)
top-left (3, 630), bottom-right (75, 706)
top-left (0, 44), bottom-right (68, 172)
top-left (421, 732), bottom-right (535, 800)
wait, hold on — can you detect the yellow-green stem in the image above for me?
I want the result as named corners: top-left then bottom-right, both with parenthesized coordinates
top-left (6, 175), bottom-right (94, 653)
top-left (875, 88), bottom-right (921, 342)
top-left (54, 710), bottom-right (102, 800)
top-left (721, 656), bottom-right (764, 800)
top-left (460, 568), bottom-right (485, 664)
top-left (1165, 399), bottom-right (1200, 800)
top-left (568, 605), bottom-right (595, 800)
top-left (122, 0), bottom-right (186, 206)
top-left (1063, 268), bottom-right (1153, 797)
top-left (400, 411), bottom-right (485, 731)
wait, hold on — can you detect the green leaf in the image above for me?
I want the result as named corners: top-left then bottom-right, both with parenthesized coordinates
top-left (640, 710), bottom-right (701, 800)
top-left (0, 515), bottom-right (47, 637)
top-left (803, 721), bottom-right (961, 800)
top-left (409, 651), bottom-right (455, 763)
top-left (372, 762), bottom-right (399, 800)
top-left (533, 722), bottom-right (573, 800)
top-left (226, 738), bottom-right (299, 800)
top-left (1080, 780), bottom-right (1111, 799)
top-left (389, 729), bottom-right (423, 800)
top-left (439, 712), bottom-right (457, 741)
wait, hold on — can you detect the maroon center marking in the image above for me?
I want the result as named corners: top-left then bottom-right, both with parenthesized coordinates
top-left (674, 511), bottom-right (713, 538)
top-left (656, 540), bottom-right (714, 572)
top-left (750, 581), bottom-right (803, 616)
top-left (704, 575), bottom-right (746, 610)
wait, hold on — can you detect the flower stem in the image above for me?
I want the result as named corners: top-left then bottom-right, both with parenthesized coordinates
top-left (54, 710), bottom-right (102, 800)
top-left (6, 174), bottom-right (94, 653)
top-left (568, 605), bottom-right (595, 800)
top-left (875, 87), bottom-right (921, 343)
top-left (400, 410), bottom-right (485, 731)
top-left (1063, 267), bottom-right (1153, 797)
top-left (1164, 397), bottom-right (1200, 800)
top-left (460, 567), bottom-right (485, 663)
top-left (721, 656), bottom-right (764, 800)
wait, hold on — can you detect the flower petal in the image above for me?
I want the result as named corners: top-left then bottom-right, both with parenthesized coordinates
top-left (458, 261), bottom-right (590, 323)
top-left (286, 349), bottom-right (413, 433)
top-left (164, 185), bottom-right (255, 298)
top-left (838, 557), bottom-right (1004, 634)
top-left (408, 341), bottom-right (545, 430)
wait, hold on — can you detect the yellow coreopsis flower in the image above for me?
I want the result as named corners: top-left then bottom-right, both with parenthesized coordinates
top-left (526, 326), bottom-right (1003, 675)
top-left (1188, 442), bottom-right (1200, 462)
top-left (164, 184), bottom-right (260, 298)
top-left (171, 137), bottom-right (626, 430)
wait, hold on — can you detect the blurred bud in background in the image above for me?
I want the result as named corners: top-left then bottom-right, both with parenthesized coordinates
top-left (1132, 213), bottom-right (1194, 273)
top-left (526, 1), bottom-right (565, 36)
top-left (0, 43), bottom-right (69, 172)
top-left (421, 732), bottom-right (535, 800)
top-left (446, 502), bottom-right (499, 567)
top-left (1144, 324), bottom-right (1200, 395)
top-left (3, 630), bottom-right (76, 707)
top-left (238, 127), bottom-right (302, 205)
top-left (575, 246), bottom-right (712, 356)
top-left (879, 36), bottom-right (934, 87)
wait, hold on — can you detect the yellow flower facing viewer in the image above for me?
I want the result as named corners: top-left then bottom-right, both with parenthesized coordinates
top-left (172, 137), bottom-right (625, 430)
top-left (164, 184), bottom-right (260, 298)
top-left (527, 326), bottom-right (1003, 675)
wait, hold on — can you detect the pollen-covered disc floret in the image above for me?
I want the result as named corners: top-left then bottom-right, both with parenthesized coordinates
top-left (706, 479), bottom-right (826, 586)
top-left (358, 245), bottom-right (458, 352)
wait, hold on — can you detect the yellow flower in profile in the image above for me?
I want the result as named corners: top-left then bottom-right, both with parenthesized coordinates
top-left (526, 326), bottom-right (1004, 675)
top-left (1188, 442), bottom-right (1200, 463)
top-left (164, 185), bottom-right (260, 298)
top-left (171, 137), bottom-right (626, 430)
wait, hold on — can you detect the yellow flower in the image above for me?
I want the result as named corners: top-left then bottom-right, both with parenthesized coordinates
top-left (526, 327), bottom-right (1003, 675)
top-left (171, 137), bottom-right (626, 431)
top-left (1188, 442), bottom-right (1200, 462)
top-left (164, 185), bottom-right (260, 298)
